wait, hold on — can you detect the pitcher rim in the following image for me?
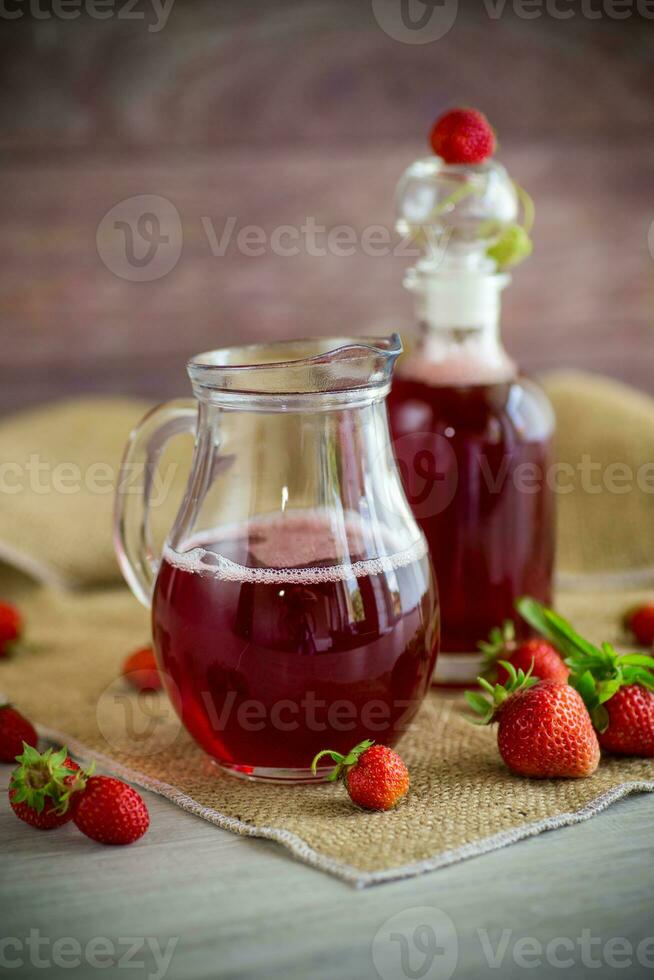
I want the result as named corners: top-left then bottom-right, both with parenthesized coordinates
top-left (187, 334), bottom-right (403, 399)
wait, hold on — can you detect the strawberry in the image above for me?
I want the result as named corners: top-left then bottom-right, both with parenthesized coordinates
top-left (9, 744), bottom-right (83, 830)
top-left (0, 602), bottom-right (23, 658)
top-left (73, 775), bottom-right (149, 844)
top-left (467, 664), bottom-right (600, 778)
top-left (598, 685), bottom-right (654, 757)
top-left (624, 603), bottom-right (654, 648)
top-left (480, 620), bottom-right (569, 685)
top-left (311, 739), bottom-right (409, 811)
top-left (122, 646), bottom-right (162, 692)
top-left (430, 108), bottom-right (496, 165)
top-left (517, 597), bottom-right (654, 758)
top-left (0, 703), bottom-right (38, 762)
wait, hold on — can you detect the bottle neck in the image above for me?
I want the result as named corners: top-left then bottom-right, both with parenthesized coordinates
top-left (400, 269), bottom-right (517, 387)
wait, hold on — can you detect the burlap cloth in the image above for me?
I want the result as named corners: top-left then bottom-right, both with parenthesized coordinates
top-left (0, 371), bottom-right (653, 886)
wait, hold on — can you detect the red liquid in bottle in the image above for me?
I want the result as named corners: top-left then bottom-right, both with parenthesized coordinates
top-left (388, 377), bottom-right (554, 674)
top-left (152, 512), bottom-right (438, 778)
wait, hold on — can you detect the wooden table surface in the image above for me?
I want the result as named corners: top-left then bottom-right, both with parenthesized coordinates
top-left (2, 765), bottom-right (654, 979)
top-left (1, 4), bottom-right (653, 977)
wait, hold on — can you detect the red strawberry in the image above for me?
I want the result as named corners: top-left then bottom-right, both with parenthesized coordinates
top-left (516, 597), bottom-right (654, 758)
top-left (73, 775), bottom-right (149, 844)
top-left (430, 108), bottom-right (496, 165)
top-left (9, 745), bottom-right (83, 830)
top-left (624, 604), bottom-right (654, 647)
top-left (598, 685), bottom-right (654, 757)
top-left (311, 739), bottom-right (409, 811)
top-left (0, 602), bottom-right (23, 658)
top-left (0, 703), bottom-right (38, 762)
top-left (480, 621), bottom-right (569, 685)
top-left (122, 646), bottom-right (162, 692)
top-left (467, 665), bottom-right (600, 778)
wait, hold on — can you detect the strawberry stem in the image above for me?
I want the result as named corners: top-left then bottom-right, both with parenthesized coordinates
top-left (311, 739), bottom-right (375, 781)
top-left (10, 745), bottom-right (90, 814)
top-left (479, 620), bottom-right (516, 675)
top-left (465, 662), bottom-right (537, 725)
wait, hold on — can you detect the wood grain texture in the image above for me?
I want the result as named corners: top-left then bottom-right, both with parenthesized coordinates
top-left (0, 2), bottom-right (653, 414)
top-left (0, 11), bottom-right (653, 973)
top-left (2, 764), bottom-right (654, 979)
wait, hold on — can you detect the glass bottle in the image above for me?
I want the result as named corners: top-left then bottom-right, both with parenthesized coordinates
top-left (387, 157), bottom-right (555, 685)
top-left (115, 337), bottom-right (439, 780)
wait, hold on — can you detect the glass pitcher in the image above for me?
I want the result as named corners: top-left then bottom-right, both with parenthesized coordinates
top-left (114, 336), bottom-right (439, 782)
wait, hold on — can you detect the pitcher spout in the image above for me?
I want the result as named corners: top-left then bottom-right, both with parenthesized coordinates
top-left (187, 335), bottom-right (403, 405)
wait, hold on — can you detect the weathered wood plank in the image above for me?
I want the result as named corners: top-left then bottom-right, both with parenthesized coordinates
top-left (1, 764), bottom-right (654, 979)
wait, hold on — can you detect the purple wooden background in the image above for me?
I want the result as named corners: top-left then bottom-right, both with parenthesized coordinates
top-left (1, 0), bottom-right (653, 413)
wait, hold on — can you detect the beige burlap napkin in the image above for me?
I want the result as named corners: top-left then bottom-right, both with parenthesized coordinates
top-left (543, 371), bottom-right (654, 587)
top-left (0, 398), bottom-right (193, 588)
top-left (0, 371), bottom-right (652, 886)
top-left (0, 567), bottom-right (651, 886)
top-left (0, 371), bottom-right (652, 589)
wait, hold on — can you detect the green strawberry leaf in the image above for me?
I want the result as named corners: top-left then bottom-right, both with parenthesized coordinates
top-left (478, 621), bottom-right (515, 670)
top-left (517, 598), bottom-right (606, 666)
top-left (596, 678), bottom-right (623, 705)
top-left (465, 691), bottom-right (490, 716)
top-left (519, 596), bottom-right (654, 734)
top-left (465, 662), bottom-right (537, 727)
top-left (625, 668), bottom-right (654, 691)
top-left (591, 704), bottom-right (610, 734)
top-left (620, 654), bottom-right (654, 668)
top-left (570, 669), bottom-right (598, 710)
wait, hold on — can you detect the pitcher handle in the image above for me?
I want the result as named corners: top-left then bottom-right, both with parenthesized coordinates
top-left (114, 400), bottom-right (198, 608)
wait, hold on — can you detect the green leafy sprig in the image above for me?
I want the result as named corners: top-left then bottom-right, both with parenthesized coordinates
top-left (516, 597), bottom-right (654, 732)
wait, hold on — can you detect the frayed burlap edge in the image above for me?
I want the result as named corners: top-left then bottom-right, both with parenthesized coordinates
top-left (39, 724), bottom-right (654, 889)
